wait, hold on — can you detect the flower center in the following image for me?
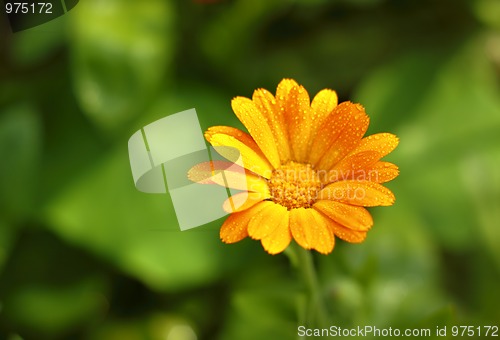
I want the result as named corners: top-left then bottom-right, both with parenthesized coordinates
top-left (268, 161), bottom-right (323, 210)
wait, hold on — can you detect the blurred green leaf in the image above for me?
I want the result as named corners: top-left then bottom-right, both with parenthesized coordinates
top-left (353, 51), bottom-right (447, 132)
top-left (200, 0), bottom-right (286, 72)
top-left (40, 82), bottom-right (253, 293)
top-left (8, 16), bottom-right (66, 67)
top-left (218, 264), bottom-right (297, 340)
top-left (128, 82), bottom-right (242, 135)
top-left (318, 203), bottom-right (446, 328)
top-left (89, 314), bottom-right (198, 340)
top-left (0, 104), bottom-right (41, 222)
top-left (0, 231), bottom-right (109, 337)
top-left (354, 35), bottom-right (500, 250)
top-left (461, 150), bottom-right (500, 268)
top-left (42, 139), bottom-right (251, 292)
top-left (69, 0), bottom-right (175, 128)
top-left (0, 220), bottom-right (16, 271)
top-left (472, 0), bottom-right (500, 29)
top-left (3, 279), bottom-right (105, 336)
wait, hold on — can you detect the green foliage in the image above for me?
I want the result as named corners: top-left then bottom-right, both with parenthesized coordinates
top-left (1, 0), bottom-right (499, 339)
top-left (69, 0), bottom-right (175, 128)
top-left (0, 105), bottom-right (41, 222)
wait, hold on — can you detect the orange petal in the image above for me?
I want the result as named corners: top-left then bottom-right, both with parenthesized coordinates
top-left (275, 78), bottom-right (299, 104)
top-left (206, 126), bottom-right (272, 178)
top-left (309, 89), bottom-right (338, 150)
top-left (347, 133), bottom-right (399, 158)
top-left (330, 151), bottom-right (381, 172)
top-left (205, 126), bottom-right (257, 148)
top-left (188, 161), bottom-right (269, 195)
top-left (248, 202), bottom-right (288, 240)
top-left (324, 217), bottom-right (367, 243)
top-left (317, 103), bottom-right (370, 170)
top-left (209, 133), bottom-right (273, 179)
top-left (312, 210), bottom-right (367, 243)
top-left (313, 200), bottom-right (373, 231)
top-left (231, 97), bottom-right (281, 168)
top-left (309, 209), bottom-right (336, 254)
top-left (284, 85), bottom-right (312, 163)
top-left (252, 88), bottom-right (291, 163)
top-left (217, 170), bottom-right (269, 195)
top-left (289, 208), bottom-right (311, 250)
top-left (261, 212), bottom-right (292, 254)
top-left (319, 180), bottom-right (395, 207)
top-left (187, 160), bottom-right (221, 185)
top-left (365, 162), bottom-right (400, 183)
top-left (326, 151), bottom-right (382, 184)
top-left (220, 202), bottom-right (268, 243)
top-left (275, 78), bottom-right (299, 160)
top-left (289, 208), bottom-right (334, 254)
top-left (223, 192), bottom-right (268, 213)
top-left (308, 102), bottom-right (367, 166)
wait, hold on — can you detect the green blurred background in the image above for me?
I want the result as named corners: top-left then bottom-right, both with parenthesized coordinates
top-left (1, 0), bottom-right (500, 339)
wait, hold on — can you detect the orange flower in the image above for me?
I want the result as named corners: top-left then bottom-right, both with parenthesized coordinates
top-left (189, 79), bottom-right (399, 254)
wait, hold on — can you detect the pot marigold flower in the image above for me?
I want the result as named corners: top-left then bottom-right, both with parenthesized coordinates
top-left (189, 79), bottom-right (399, 255)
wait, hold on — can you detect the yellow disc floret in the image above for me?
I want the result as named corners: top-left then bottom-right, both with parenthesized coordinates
top-left (268, 161), bottom-right (323, 210)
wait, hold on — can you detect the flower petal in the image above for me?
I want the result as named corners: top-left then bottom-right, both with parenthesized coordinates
top-left (252, 88), bottom-right (291, 163)
top-left (220, 202), bottom-right (268, 243)
top-left (329, 151), bottom-right (381, 172)
top-left (206, 126), bottom-right (273, 178)
top-left (309, 89), bottom-right (338, 149)
top-left (308, 209), bottom-right (336, 254)
top-left (275, 78), bottom-right (299, 159)
top-left (209, 133), bottom-right (273, 178)
top-left (308, 102), bottom-right (367, 167)
top-left (188, 160), bottom-right (269, 195)
top-left (289, 208), bottom-right (334, 254)
top-left (248, 202), bottom-right (288, 240)
top-left (365, 162), bottom-right (400, 183)
top-left (187, 161), bottom-right (220, 185)
top-left (319, 180), bottom-right (395, 207)
top-left (260, 219), bottom-right (292, 255)
top-left (231, 97), bottom-right (281, 168)
top-left (319, 103), bottom-right (370, 170)
top-left (325, 217), bottom-right (367, 243)
top-left (347, 133), bottom-right (399, 158)
top-left (275, 78), bottom-right (299, 104)
top-left (326, 151), bottom-right (382, 184)
top-left (223, 192), bottom-right (268, 213)
top-left (284, 85), bottom-right (312, 163)
top-left (261, 212), bottom-right (292, 254)
top-left (289, 208), bottom-right (310, 249)
top-left (313, 200), bottom-right (373, 231)
top-left (312, 210), bottom-right (366, 243)
top-left (205, 126), bottom-right (257, 148)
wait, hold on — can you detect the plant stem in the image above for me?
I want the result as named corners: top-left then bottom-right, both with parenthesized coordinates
top-left (285, 242), bottom-right (330, 330)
